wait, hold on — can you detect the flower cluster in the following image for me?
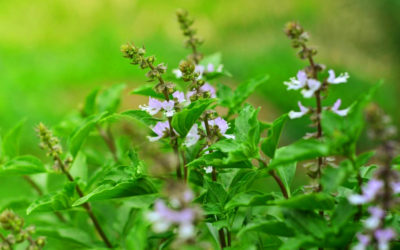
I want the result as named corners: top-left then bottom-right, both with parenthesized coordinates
top-left (146, 182), bottom-right (202, 241)
top-left (0, 210), bottom-right (46, 250)
top-left (285, 69), bottom-right (350, 119)
top-left (348, 168), bottom-right (399, 249)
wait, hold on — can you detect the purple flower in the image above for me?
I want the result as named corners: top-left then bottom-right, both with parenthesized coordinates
top-left (209, 117), bottom-right (235, 139)
top-left (148, 121), bottom-right (169, 142)
top-left (195, 65), bottom-right (205, 77)
top-left (375, 228), bottom-right (395, 250)
top-left (173, 91), bottom-right (186, 104)
top-left (331, 99), bottom-right (349, 116)
top-left (327, 69), bottom-right (349, 84)
top-left (140, 97), bottom-right (163, 115)
top-left (365, 206), bottom-right (385, 229)
top-left (200, 83), bottom-right (216, 98)
top-left (301, 79), bottom-right (321, 98)
top-left (391, 181), bottom-right (400, 194)
top-left (161, 100), bottom-right (175, 117)
top-left (207, 63), bottom-right (214, 72)
top-left (353, 233), bottom-right (370, 250)
top-left (184, 124), bottom-right (200, 147)
top-left (284, 70), bottom-right (307, 90)
top-left (289, 101), bottom-right (309, 119)
top-left (186, 91), bottom-right (196, 101)
top-left (349, 179), bottom-right (384, 205)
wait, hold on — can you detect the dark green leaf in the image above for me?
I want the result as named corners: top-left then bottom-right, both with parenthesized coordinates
top-left (321, 161), bottom-right (351, 193)
top-left (0, 155), bottom-right (47, 175)
top-left (224, 191), bottom-right (274, 210)
top-left (261, 114), bottom-right (288, 158)
top-left (172, 99), bottom-right (214, 138)
top-left (283, 209), bottom-right (328, 239)
top-left (238, 220), bottom-right (295, 237)
top-left (235, 104), bottom-right (260, 153)
top-left (276, 193), bottom-right (335, 210)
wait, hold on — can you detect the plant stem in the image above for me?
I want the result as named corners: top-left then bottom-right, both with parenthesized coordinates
top-left (269, 170), bottom-right (289, 199)
top-left (181, 150), bottom-right (188, 182)
top-left (23, 176), bottom-right (67, 223)
top-left (54, 156), bottom-right (112, 248)
top-left (148, 63), bottom-right (182, 180)
top-left (97, 126), bottom-right (119, 163)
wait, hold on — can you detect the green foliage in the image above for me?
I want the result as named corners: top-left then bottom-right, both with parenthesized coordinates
top-left (0, 156), bottom-right (47, 176)
top-left (261, 113), bottom-right (288, 158)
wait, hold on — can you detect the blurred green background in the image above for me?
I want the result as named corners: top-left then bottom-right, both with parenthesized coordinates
top-left (1, 0), bottom-right (400, 147)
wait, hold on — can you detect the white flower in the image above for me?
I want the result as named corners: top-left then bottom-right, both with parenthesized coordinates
top-left (179, 223), bottom-right (195, 239)
top-left (140, 97), bottom-right (163, 115)
top-left (331, 99), bottom-right (349, 116)
top-left (301, 79), bottom-right (321, 98)
top-left (172, 91), bottom-right (186, 104)
top-left (289, 101), bottom-right (309, 119)
top-left (284, 70), bottom-right (307, 90)
top-left (161, 100), bottom-right (175, 117)
top-left (208, 117), bottom-right (235, 139)
top-left (185, 124), bottom-right (200, 147)
top-left (148, 121), bottom-right (169, 142)
top-left (327, 69), bottom-right (349, 84)
top-left (173, 69), bottom-right (183, 78)
top-left (204, 166), bottom-right (213, 173)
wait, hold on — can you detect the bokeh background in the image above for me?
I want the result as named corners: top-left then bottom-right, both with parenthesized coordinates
top-left (1, 0), bottom-right (399, 149)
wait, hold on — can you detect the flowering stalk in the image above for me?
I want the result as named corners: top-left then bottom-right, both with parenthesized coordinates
top-left (176, 9), bottom-right (203, 64)
top-left (121, 43), bottom-right (183, 179)
top-left (36, 123), bottom-right (112, 248)
top-left (284, 22), bottom-right (350, 191)
top-left (348, 106), bottom-right (399, 250)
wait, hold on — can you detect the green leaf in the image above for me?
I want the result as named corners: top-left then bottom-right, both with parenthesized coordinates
top-left (269, 139), bottom-right (330, 168)
top-left (331, 198), bottom-right (357, 231)
top-left (27, 182), bottom-right (76, 214)
top-left (275, 162), bottom-right (297, 197)
top-left (2, 120), bottom-right (25, 158)
top-left (283, 209), bottom-right (328, 239)
top-left (37, 226), bottom-right (95, 248)
top-left (217, 83), bottom-right (234, 107)
top-left (261, 113), bottom-right (288, 158)
top-left (238, 220), bottom-right (295, 237)
top-left (121, 110), bottom-right (160, 126)
top-left (130, 84), bottom-right (165, 99)
top-left (276, 193), bottom-right (335, 210)
top-left (97, 83), bottom-right (126, 113)
top-left (200, 52), bottom-right (222, 66)
top-left (356, 151), bottom-right (375, 168)
top-left (235, 104), bottom-right (260, 153)
top-left (321, 161), bottom-right (351, 193)
top-left (187, 150), bottom-right (252, 169)
top-left (203, 181), bottom-right (228, 214)
top-left (231, 75), bottom-right (269, 109)
top-left (82, 88), bottom-right (99, 116)
top-left (69, 112), bottom-right (109, 157)
top-left (0, 155), bottom-right (47, 175)
top-left (224, 191), bottom-right (274, 210)
top-left (73, 178), bottom-right (156, 206)
top-left (172, 98), bottom-right (214, 138)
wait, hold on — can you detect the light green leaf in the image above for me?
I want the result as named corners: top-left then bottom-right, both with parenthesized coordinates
top-left (0, 155), bottom-right (47, 175)
top-left (69, 112), bottom-right (109, 157)
top-left (234, 104), bottom-right (260, 153)
top-left (97, 83), bottom-right (126, 114)
top-left (27, 182), bottom-right (76, 214)
top-left (2, 119), bottom-right (25, 158)
top-left (121, 110), bottom-right (160, 126)
top-left (269, 139), bottom-right (330, 168)
top-left (73, 178), bottom-right (156, 206)
top-left (261, 113), bottom-right (288, 158)
top-left (172, 98), bottom-right (214, 138)
top-left (224, 191), bottom-right (274, 210)
top-left (275, 162), bottom-right (297, 197)
top-left (82, 88), bottom-right (99, 116)
top-left (130, 84), bottom-right (164, 99)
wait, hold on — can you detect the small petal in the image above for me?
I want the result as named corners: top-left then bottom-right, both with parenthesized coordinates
top-left (327, 69), bottom-right (349, 84)
top-left (216, 65), bottom-right (224, 72)
top-left (289, 101), bottom-right (309, 119)
top-left (391, 181), bottom-right (400, 194)
top-left (140, 97), bottom-right (162, 115)
top-left (173, 91), bottom-right (186, 103)
top-left (207, 63), bottom-right (214, 72)
top-left (173, 69), bottom-right (183, 78)
top-left (348, 194), bottom-right (368, 205)
top-left (185, 124), bottom-right (200, 147)
top-left (179, 223), bottom-right (195, 239)
top-left (375, 228), bottom-right (396, 250)
top-left (148, 121), bottom-right (169, 141)
top-left (331, 99), bottom-right (349, 116)
top-left (301, 79), bottom-right (321, 98)
top-left (200, 83), bottom-right (216, 98)
top-left (161, 100), bottom-right (175, 117)
top-left (204, 166), bottom-right (213, 173)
